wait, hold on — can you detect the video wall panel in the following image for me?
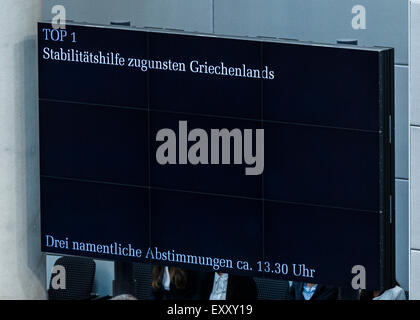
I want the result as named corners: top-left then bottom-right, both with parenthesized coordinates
top-left (38, 22), bottom-right (394, 289)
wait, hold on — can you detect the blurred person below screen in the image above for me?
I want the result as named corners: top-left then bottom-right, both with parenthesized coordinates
top-left (151, 265), bottom-right (200, 300)
top-left (288, 282), bottom-right (338, 300)
top-left (360, 281), bottom-right (406, 300)
top-left (199, 272), bottom-right (257, 300)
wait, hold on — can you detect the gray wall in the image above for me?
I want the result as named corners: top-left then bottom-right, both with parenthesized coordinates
top-left (409, 0), bottom-right (420, 300)
top-left (42, 0), bottom-right (410, 293)
top-left (0, 0), bottom-right (45, 299)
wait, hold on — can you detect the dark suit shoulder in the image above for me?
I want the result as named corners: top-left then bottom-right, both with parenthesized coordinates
top-left (227, 275), bottom-right (257, 301)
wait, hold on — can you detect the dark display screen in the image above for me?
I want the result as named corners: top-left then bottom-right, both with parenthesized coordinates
top-left (38, 22), bottom-right (394, 289)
